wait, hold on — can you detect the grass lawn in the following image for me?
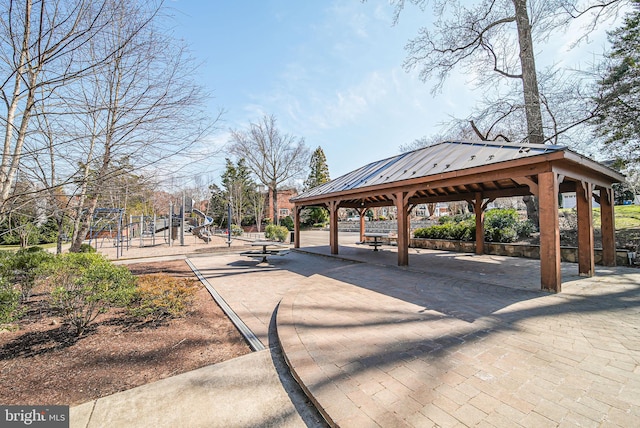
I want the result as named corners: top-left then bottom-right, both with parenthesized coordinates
top-left (593, 205), bottom-right (640, 229)
top-left (0, 242), bottom-right (58, 252)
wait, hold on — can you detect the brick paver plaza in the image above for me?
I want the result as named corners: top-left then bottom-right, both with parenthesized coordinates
top-left (187, 231), bottom-right (640, 427)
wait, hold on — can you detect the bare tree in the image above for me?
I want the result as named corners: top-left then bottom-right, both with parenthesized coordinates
top-left (249, 189), bottom-right (266, 232)
top-left (392, 0), bottom-right (627, 226)
top-left (229, 115), bottom-right (310, 225)
top-left (13, 0), bottom-right (215, 252)
top-left (70, 0), bottom-right (213, 251)
top-left (394, 0), bottom-right (627, 145)
top-left (0, 0), bottom-right (136, 213)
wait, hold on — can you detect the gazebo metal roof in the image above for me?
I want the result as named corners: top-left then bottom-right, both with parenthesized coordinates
top-left (292, 140), bottom-right (623, 206)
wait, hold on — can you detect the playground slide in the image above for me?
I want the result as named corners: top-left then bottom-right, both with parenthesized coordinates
top-left (191, 209), bottom-right (214, 243)
top-left (154, 224), bottom-right (170, 234)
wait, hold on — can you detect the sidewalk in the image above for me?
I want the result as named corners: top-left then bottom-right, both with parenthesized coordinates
top-left (71, 350), bottom-right (318, 428)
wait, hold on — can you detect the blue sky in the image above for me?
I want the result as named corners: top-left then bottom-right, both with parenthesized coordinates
top-left (167, 0), bottom-right (616, 188)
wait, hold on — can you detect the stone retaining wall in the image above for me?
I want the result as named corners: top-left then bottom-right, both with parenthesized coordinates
top-left (338, 220), bottom-right (435, 233)
top-left (407, 238), bottom-right (632, 266)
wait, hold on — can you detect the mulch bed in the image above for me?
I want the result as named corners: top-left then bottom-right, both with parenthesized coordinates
top-left (0, 260), bottom-right (251, 406)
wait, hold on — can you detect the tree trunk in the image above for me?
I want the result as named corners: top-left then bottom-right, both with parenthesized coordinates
top-left (513, 0), bottom-right (545, 146)
top-left (271, 184), bottom-right (279, 225)
top-left (426, 203), bottom-right (436, 218)
top-left (56, 214), bottom-right (64, 254)
top-left (70, 196), bottom-right (99, 252)
top-left (523, 195), bottom-right (540, 230)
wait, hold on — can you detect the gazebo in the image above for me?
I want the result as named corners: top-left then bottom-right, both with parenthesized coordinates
top-left (290, 141), bottom-right (625, 292)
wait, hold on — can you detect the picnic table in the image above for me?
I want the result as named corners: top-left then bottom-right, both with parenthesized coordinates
top-left (363, 233), bottom-right (387, 251)
top-left (241, 241), bottom-right (290, 263)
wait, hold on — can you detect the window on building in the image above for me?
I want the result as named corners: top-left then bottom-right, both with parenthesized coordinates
top-left (279, 208), bottom-right (290, 216)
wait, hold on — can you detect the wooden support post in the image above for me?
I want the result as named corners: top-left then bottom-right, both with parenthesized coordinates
top-left (408, 205), bottom-right (415, 241)
top-left (538, 171), bottom-right (562, 292)
top-left (394, 192), bottom-right (409, 266)
top-left (358, 207), bottom-right (367, 243)
top-left (576, 181), bottom-right (594, 276)
top-left (328, 201), bottom-right (339, 255)
top-left (474, 193), bottom-right (485, 255)
top-left (293, 205), bottom-right (301, 249)
top-left (600, 187), bottom-right (616, 266)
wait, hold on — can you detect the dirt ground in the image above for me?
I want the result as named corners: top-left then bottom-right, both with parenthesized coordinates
top-left (0, 259), bottom-right (251, 406)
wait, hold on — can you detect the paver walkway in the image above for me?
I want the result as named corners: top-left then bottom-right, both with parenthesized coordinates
top-left (190, 238), bottom-right (640, 427)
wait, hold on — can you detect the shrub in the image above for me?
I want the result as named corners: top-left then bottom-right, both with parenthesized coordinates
top-left (0, 278), bottom-right (22, 327)
top-left (265, 224), bottom-right (289, 242)
top-left (78, 243), bottom-right (96, 253)
top-left (517, 219), bottom-right (536, 238)
top-left (129, 274), bottom-right (200, 323)
top-left (280, 216), bottom-right (294, 231)
top-left (41, 253), bottom-right (137, 336)
top-left (414, 209), bottom-right (535, 243)
top-left (0, 246), bottom-right (54, 302)
top-left (484, 208), bottom-right (519, 243)
top-left (413, 218), bottom-right (475, 241)
top-left (231, 224), bottom-right (243, 236)
top-left (437, 215), bottom-right (452, 225)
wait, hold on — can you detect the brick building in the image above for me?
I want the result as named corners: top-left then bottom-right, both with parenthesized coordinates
top-left (266, 187), bottom-right (298, 222)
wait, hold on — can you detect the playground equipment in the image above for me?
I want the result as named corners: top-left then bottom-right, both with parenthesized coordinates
top-left (130, 215), bottom-right (172, 247)
top-left (191, 208), bottom-right (214, 243)
top-left (87, 196), bottom-right (216, 257)
top-left (127, 205), bottom-right (214, 247)
top-left (88, 208), bottom-right (126, 258)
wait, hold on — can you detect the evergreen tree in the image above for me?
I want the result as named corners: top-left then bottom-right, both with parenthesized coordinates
top-left (220, 158), bottom-right (256, 225)
top-left (302, 147), bottom-right (331, 226)
top-left (594, 1), bottom-right (640, 164)
top-left (207, 183), bottom-right (227, 226)
top-left (304, 147), bottom-right (330, 190)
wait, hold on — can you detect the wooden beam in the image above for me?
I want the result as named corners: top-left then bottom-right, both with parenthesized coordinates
top-left (394, 192), bottom-right (409, 266)
top-left (328, 200), bottom-right (339, 255)
top-left (358, 207), bottom-right (367, 243)
top-left (600, 187), bottom-right (616, 266)
top-left (474, 193), bottom-right (485, 255)
top-left (562, 150), bottom-right (626, 182)
top-left (407, 186), bottom-right (532, 205)
top-left (552, 164), bottom-right (620, 190)
top-left (576, 181), bottom-right (594, 276)
top-left (481, 197), bottom-right (496, 211)
top-left (559, 181), bottom-right (577, 194)
top-left (293, 205), bottom-right (301, 249)
top-left (513, 176), bottom-right (539, 195)
top-left (538, 171), bottom-right (562, 292)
